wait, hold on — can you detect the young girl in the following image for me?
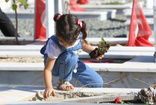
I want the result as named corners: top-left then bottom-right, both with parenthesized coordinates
top-left (40, 13), bottom-right (104, 99)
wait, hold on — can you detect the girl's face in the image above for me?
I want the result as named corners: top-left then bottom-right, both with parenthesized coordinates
top-left (57, 36), bottom-right (75, 48)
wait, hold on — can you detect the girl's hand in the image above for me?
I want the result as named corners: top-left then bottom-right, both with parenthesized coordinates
top-left (96, 54), bottom-right (104, 60)
top-left (44, 87), bottom-right (56, 99)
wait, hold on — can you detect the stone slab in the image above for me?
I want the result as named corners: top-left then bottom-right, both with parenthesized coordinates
top-left (0, 86), bottom-right (140, 104)
top-left (0, 45), bottom-right (42, 51)
top-left (73, 9), bottom-right (117, 19)
top-left (125, 18), bottom-right (154, 25)
top-left (0, 56), bottom-right (155, 72)
top-left (0, 50), bottom-right (154, 58)
top-left (70, 11), bottom-right (108, 21)
top-left (0, 45), bottom-right (155, 58)
top-left (0, 37), bottom-right (34, 45)
top-left (0, 37), bottom-right (154, 46)
top-left (6, 102), bottom-right (118, 105)
top-left (79, 4), bottom-right (131, 14)
top-left (63, 94), bottom-right (139, 103)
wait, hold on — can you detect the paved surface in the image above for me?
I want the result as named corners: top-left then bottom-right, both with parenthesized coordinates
top-left (0, 86), bottom-right (140, 104)
top-left (6, 102), bottom-right (118, 105)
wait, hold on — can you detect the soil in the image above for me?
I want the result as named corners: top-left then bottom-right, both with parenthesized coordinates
top-left (0, 57), bottom-right (44, 63)
top-left (0, 57), bottom-right (128, 63)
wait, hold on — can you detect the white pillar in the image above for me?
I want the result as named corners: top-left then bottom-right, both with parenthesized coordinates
top-left (45, 0), bottom-right (69, 39)
top-left (46, 0), bottom-right (55, 39)
top-left (55, 0), bottom-right (63, 14)
top-left (153, 0), bottom-right (156, 62)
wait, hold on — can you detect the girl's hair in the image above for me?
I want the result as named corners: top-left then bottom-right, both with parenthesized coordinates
top-left (53, 13), bottom-right (87, 45)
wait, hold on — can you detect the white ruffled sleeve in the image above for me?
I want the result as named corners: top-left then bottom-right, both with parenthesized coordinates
top-left (44, 39), bottom-right (62, 59)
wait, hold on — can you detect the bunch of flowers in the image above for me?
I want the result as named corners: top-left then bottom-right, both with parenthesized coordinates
top-left (115, 97), bottom-right (124, 104)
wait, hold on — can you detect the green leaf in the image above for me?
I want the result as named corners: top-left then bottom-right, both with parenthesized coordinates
top-left (12, 3), bottom-right (17, 10)
top-left (101, 37), bottom-right (105, 42)
top-left (5, 0), bottom-right (9, 2)
top-left (16, 0), bottom-right (28, 9)
top-left (134, 78), bottom-right (151, 86)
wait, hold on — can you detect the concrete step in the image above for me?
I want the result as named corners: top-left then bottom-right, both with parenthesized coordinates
top-left (123, 8), bottom-right (154, 31)
top-left (125, 18), bottom-right (154, 30)
top-left (123, 8), bottom-right (154, 19)
top-left (0, 56), bottom-right (155, 72)
top-left (0, 55), bottom-right (155, 88)
top-left (0, 46), bottom-right (155, 58)
top-left (70, 9), bottom-right (116, 21)
top-left (79, 3), bottom-right (131, 14)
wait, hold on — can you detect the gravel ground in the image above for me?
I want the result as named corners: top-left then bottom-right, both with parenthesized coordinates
top-left (0, 15), bottom-right (127, 38)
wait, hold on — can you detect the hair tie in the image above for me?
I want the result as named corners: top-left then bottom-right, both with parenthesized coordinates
top-left (77, 20), bottom-right (82, 28)
top-left (57, 15), bottom-right (61, 20)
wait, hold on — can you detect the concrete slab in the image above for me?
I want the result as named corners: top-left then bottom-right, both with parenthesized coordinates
top-left (0, 86), bottom-right (43, 104)
top-left (0, 45), bottom-right (155, 58)
top-left (6, 102), bottom-right (118, 105)
top-left (125, 18), bottom-right (154, 30)
top-left (0, 55), bottom-right (155, 88)
top-left (70, 11), bottom-right (108, 21)
top-left (0, 45), bottom-right (42, 51)
top-left (0, 37), bottom-right (154, 46)
top-left (0, 50), bottom-right (154, 58)
top-left (0, 37), bottom-right (34, 45)
top-left (70, 6), bottom-right (117, 19)
top-left (124, 8), bottom-right (153, 19)
top-left (0, 86), bottom-right (140, 104)
top-left (79, 4), bottom-right (131, 14)
top-left (0, 55), bottom-right (155, 72)
top-left (0, 51), bottom-right (42, 58)
top-left (125, 55), bottom-right (155, 63)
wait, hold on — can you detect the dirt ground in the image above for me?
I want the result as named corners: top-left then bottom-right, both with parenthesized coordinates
top-left (0, 57), bottom-right (44, 63)
top-left (0, 57), bottom-right (128, 63)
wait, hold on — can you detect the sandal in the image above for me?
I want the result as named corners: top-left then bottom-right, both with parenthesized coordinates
top-left (57, 79), bottom-right (74, 91)
top-left (138, 84), bottom-right (156, 104)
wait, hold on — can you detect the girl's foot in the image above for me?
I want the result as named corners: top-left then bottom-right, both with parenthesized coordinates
top-left (57, 79), bottom-right (74, 91)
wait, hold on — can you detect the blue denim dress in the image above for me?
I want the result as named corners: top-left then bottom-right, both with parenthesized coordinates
top-left (40, 34), bottom-right (103, 87)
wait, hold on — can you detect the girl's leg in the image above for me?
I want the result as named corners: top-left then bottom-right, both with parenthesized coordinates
top-left (73, 60), bottom-right (103, 88)
top-left (52, 51), bottom-right (78, 82)
top-left (44, 52), bottom-right (77, 90)
top-left (44, 52), bottom-right (78, 81)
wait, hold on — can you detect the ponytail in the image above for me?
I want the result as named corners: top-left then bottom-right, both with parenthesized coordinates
top-left (81, 21), bottom-right (87, 42)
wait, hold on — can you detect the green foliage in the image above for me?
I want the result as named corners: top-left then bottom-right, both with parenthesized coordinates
top-left (5, 0), bottom-right (9, 2)
top-left (98, 37), bottom-right (110, 54)
top-left (4, 0), bottom-right (28, 45)
top-left (5, 0), bottom-right (28, 10)
top-left (17, 0), bottom-right (28, 9)
top-left (134, 78), bottom-right (152, 86)
top-left (12, 3), bottom-right (17, 10)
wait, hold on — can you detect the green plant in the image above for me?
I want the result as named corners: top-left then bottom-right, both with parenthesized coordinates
top-left (5, 0), bottom-right (28, 44)
top-left (134, 78), bottom-right (152, 86)
top-left (89, 37), bottom-right (110, 59)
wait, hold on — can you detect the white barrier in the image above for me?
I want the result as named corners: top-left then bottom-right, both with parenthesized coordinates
top-left (153, 0), bottom-right (156, 62)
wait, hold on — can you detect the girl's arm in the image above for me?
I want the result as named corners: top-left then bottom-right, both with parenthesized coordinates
top-left (81, 40), bottom-right (104, 60)
top-left (44, 57), bottom-right (56, 99)
top-left (81, 40), bottom-right (94, 54)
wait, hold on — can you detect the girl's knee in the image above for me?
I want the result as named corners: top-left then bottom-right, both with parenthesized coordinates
top-left (59, 52), bottom-right (78, 64)
top-left (87, 77), bottom-right (103, 88)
